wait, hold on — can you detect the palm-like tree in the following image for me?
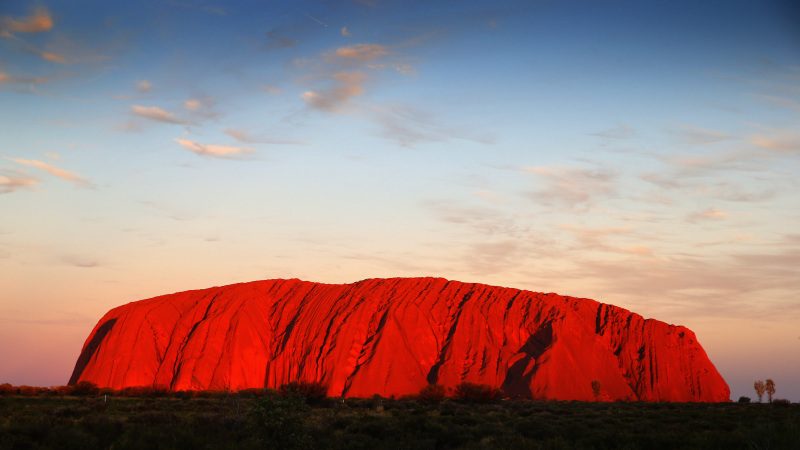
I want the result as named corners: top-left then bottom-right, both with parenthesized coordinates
top-left (765, 379), bottom-right (775, 403)
top-left (754, 380), bottom-right (765, 403)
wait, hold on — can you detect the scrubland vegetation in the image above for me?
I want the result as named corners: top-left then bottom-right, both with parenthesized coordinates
top-left (1, 382), bottom-right (798, 449)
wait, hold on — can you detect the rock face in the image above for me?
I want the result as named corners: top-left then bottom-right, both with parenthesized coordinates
top-left (70, 278), bottom-right (730, 401)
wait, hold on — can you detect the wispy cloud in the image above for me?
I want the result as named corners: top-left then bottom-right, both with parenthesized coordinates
top-left (0, 70), bottom-right (47, 85)
top-left (687, 207), bottom-right (727, 222)
top-left (184, 98), bottom-right (201, 111)
top-left (750, 132), bottom-right (800, 153)
top-left (38, 50), bottom-right (65, 63)
top-left (591, 124), bottom-right (635, 140)
top-left (300, 39), bottom-right (403, 112)
top-left (265, 29), bottom-right (298, 50)
top-left (11, 158), bottom-right (91, 187)
top-left (663, 149), bottom-right (761, 173)
top-left (641, 173), bottom-right (776, 203)
top-left (524, 166), bottom-right (616, 209)
top-left (175, 138), bottom-right (252, 158)
top-left (669, 125), bottom-right (729, 145)
top-left (560, 224), bottom-right (655, 258)
top-left (302, 71), bottom-right (366, 112)
top-left (0, 7), bottom-right (53, 34)
top-left (341, 26), bottom-right (351, 37)
top-left (557, 250), bottom-right (800, 319)
top-left (62, 254), bottom-right (102, 268)
top-left (334, 43), bottom-right (388, 61)
top-left (758, 94), bottom-right (800, 113)
top-left (182, 96), bottom-right (218, 119)
top-left (423, 200), bottom-right (525, 237)
top-left (224, 128), bottom-right (303, 145)
top-left (297, 37), bottom-right (482, 146)
top-left (1, 31), bottom-right (66, 63)
top-left (0, 8), bottom-right (66, 64)
top-left (136, 80), bottom-right (152, 93)
top-left (371, 104), bottom-right (494, 147)
top-left (131, 105), bottom-right (187, 124)
top-left (0, 171), bottom-right (38, 194)
top-left (262, 84), bottom-right (282, 95)
top-left (465, 240), bottom-right (527, 275)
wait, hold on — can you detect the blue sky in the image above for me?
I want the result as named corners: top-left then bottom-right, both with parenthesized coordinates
top-left (1, 0), bottom-right (799, 401)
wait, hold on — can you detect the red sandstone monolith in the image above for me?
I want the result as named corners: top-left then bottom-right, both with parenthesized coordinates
top-left (70, 278), bottom-right (730, 401)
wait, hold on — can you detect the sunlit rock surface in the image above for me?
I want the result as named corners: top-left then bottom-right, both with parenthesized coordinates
top-left (70, 278), bottom-right (730, 401)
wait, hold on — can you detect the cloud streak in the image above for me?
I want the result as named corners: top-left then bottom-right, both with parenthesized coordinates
top-left (131, 105), bottom-right (187, 124)
top-left (136, 80), bottom-right (152, 93)
top-left (265, 29), bottom-right (297, 50)
top-left (687, 207), bottom-right (727, 222)
top-left (750, 132), bottom-right (800, 153)
top-left (669, 125), bottom-right (729, 145)
top-left (62, 255), bottom-right (102, 268)
top-left (11, 159), bottom-right (91, 187)
top-left (1, 31), bottom-right (66, 63)
top-left (182, 96), bottom-right (218, 119)
top-left (224, 129), bottom-right (303, 145)
top-left (175, 138), bottom-right (252, 158)
top-left (302, 71), bottom-right (366, 112)
top-left (334, 44), bottom-right (388, 61)
top-left (591, 124), bottom-right (635, 140)
top-left (0, 7), bottom-right (53, 34)
top-left (0, 172), bottom-right (37, 194)
top-left (371, 104), bottom-right (494, 147)
top-left (0, 70), bottom-right (47, 85)
top-left (524, 166), bottom-right (616, 209)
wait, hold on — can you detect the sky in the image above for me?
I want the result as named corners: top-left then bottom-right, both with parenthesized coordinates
top-left (0, 0), bottom-right (798, 401)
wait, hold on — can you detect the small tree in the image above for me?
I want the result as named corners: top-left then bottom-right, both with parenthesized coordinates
top-left (590, 380), bottom-right (601, 401)
top-left (754, 380), bottom-right (765, 403)
top-left (765, 379), bottom-right (775, 403)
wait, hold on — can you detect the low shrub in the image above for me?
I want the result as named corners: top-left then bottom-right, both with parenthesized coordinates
top-left (453, 383), bottom-right (503, 403)
top-left (737, 396), bottom-right (751, 403)
top-left (173, 390), bottom-right (195, 399)
top-left (49, 385), bottom-right (71, 395)
top-left (71, 381), bottom-right (100, 396)
top-left (17, 385), bottom-right (49, 396)
top-left (0, 383), bottom-right (15, 396)
top-left (118, 385), bottom-right (169, 397)
top-left (193, 390), bottom-right (229, 398)
top-left (250, 393), bottom-right (312, 449)
top-left (417, 384), bottom-right (447, 403)
top-left (279, 381), bottom-right (328, 405)
top-left (237, 387), bottom-right (270, 398)
top-left (772, 398), bottom-right (791, 407)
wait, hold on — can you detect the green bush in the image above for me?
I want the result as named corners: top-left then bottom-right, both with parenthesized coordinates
top-left (737, 396), bottom-right (751, 403)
